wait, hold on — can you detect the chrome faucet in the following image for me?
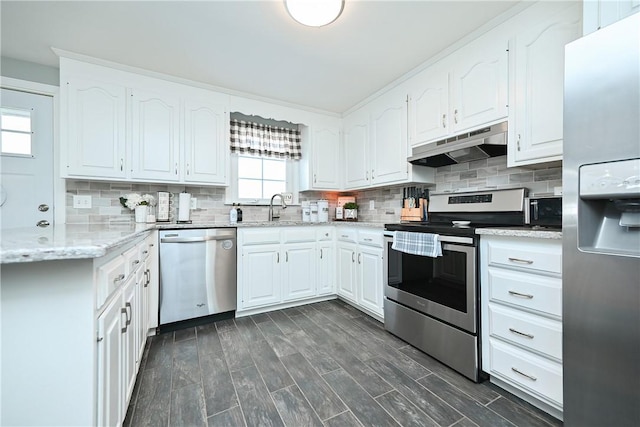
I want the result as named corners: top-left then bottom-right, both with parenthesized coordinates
top-left (269, 193), bottom-right (287, 221)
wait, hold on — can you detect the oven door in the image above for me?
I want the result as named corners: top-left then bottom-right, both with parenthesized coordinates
top-left (384, 234), bottom-right (477, 333)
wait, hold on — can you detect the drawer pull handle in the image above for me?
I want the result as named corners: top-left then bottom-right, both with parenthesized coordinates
top-left (508, 290), bottom-right (534, 299)
top-left (142, 250), bottom-right (149, 255)
top-left (133, 260), bottom-right (140, 265)
top-left (511, 367), bottom-right (537, 381)
top-left (509, 328), bottom-right (534, 339)
top-left (320, 248), bottom-right (323, 259)
top-left (114, 274), bottom-right (125, 284)
top-left (341, 235), bottom-right (349, 238)
top-left (508, 257), bottom-right (533, 265)
top-left (364, 238), bottom-right (372, 242)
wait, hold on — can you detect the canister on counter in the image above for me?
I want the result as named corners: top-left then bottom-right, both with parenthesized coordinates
top-left (310, 202), bottom-right (319, 222)
top-left (317, 199), bottom-right (329, 222)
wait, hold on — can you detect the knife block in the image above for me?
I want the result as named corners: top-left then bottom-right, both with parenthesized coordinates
top-left (401, 198), bottom-right (427, 222)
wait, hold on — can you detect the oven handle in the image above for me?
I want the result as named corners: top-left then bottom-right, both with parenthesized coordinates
top-left (383, 231), bottom-right (473, 245)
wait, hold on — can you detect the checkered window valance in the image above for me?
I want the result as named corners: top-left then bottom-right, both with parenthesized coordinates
top-left (229, 119), bottom-right (302, 160)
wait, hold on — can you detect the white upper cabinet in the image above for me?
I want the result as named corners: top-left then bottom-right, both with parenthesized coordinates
top-left (408, 64), bottom-right (449, 146)
top-left (183, 99), bottom-right (228, 185)
top-left (370, 95), bottom-right (409, 185)
top-left (508, 3), bottom-right (582, 167)
top-left (60, 58), bottom-right (230, 185)
top-left (63, 74), bottom-right (127, 179)
top-left (130, 88), bottom-right (181, 181)
top-left (300, 125), bottom-right (341, 191)
top-left (449, 31), bottom-right (509, 133)
top-left (343, 109), bottom-right (370, 189)
top-left (583, 0), bottom-right (639, 35)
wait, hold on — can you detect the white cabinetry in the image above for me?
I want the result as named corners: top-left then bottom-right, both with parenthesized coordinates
top-left (237, 227), bottom-right (335, 315)
top-left (63, 75), bottom-right (127, 179)
top-left (508, 4), bottom-right (582, 167)
top-left (300, 125), bottom-right (341, 191)
top-left (60, 58), bottom-right (229, 185)
top-left (481, 235), bottom-right (563, 420)
top-left (96, 293), bottom-right (123, 427)
top-left (343, 92), bottom-right (435, 190)
top-left (336, 228), bottom-right (384, 319)
top-left (583, 0), bottom-right (638, 35)
top-left (130, 88), bottom-right (181, 181)
top-left (408, 29), bottom-right (508, 148)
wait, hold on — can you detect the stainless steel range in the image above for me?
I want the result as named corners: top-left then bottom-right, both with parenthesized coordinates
top-left (384, 188), bottom-right (527, 382)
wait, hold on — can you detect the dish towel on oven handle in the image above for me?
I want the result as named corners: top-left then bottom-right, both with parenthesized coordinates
top-left (391, 231), bottom-right (443, 257)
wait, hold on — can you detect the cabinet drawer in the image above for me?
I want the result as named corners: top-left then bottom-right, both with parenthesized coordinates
top-left (489, 339), bottom-right (563, 405)
top-left (139, 241), bottom-right (151, 261)
top-left (489, 304), bottom-right (562, 360)
top-left (283, 227), bottom-right (316, 243)
top-left (123, 246), bottom-right (142, 276)
top-left (488, 267), bottom-right (562, 317)
top-left (241, 229), bottom-right (281, 245)
top-left (316, 227), bottom-right (334, 241)
top-left (358, 229), bottom-right (383, 247)
top-left (486, 239), bottom-right (561, 274)
top-left (96, 256), bottom-right (126, 308)
top-left (336, 229), bottom-right (357, 243)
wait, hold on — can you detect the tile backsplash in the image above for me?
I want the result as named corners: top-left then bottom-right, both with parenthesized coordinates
top-left (65, 155), bottom-right (561, 224)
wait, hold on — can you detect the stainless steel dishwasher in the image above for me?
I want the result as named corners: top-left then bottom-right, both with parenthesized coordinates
top-left (159, 228), bottom-right (236, 325)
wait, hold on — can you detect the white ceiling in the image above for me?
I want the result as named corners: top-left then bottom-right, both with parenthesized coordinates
top-left (1, 0), bottom-right (522, 114)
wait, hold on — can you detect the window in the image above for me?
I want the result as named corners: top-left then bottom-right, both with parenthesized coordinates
top-left (1, 107), bottom-right (32, 156)
top-left (237, 155), bottom-right (286, 199)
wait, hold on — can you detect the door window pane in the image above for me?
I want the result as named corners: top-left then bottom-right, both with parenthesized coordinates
top-left (1, 108), bottom-right (32, 155)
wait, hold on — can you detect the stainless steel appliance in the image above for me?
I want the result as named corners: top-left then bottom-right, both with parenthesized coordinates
top-left (159, 228), bottom-right (237, 326)
top-left (408, 121), bottom-right (507, 167)
top-left (563, 14), bottom-right (640, 427)
top-left (525, 196), bottom-right (562, 228)
top-left (384, 188), bottom-right (527, 381)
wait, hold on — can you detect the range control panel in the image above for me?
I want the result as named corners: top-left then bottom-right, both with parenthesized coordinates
top-left (580, 158), bottom-right (640, 198)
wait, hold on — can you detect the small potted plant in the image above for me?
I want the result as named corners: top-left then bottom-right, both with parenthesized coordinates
top-left (343, 202), bottom-right (358, 221)
top-left (120, 193), bottom-right (156, 223)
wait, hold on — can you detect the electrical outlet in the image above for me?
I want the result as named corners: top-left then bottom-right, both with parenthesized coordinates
top-left (73, 195), bottom-right (92, 209)
top-left (369, 200), bottom-right (375, 210)
top-left (190, 197), bottom-right (198, 209)
top-left (282, 192), bottom-right (293, 204)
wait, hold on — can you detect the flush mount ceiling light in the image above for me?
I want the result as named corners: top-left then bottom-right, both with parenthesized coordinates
top-left (284, 0), bottom-right (345, 27)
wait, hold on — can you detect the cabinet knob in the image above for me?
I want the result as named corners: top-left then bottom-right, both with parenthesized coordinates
top-left (454, 109), bottom-right (458, 124)
top-left (442, 114), bottom-right (446, 128)
top-left (517, 134), bottom-right (521, 151)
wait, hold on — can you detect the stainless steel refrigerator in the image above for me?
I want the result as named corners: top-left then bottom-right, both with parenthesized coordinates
top-left (563, 13), bottom-right (640, 427)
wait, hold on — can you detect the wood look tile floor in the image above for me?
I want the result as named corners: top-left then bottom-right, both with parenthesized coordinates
top-left (125, 300), bottom-right (562, 427)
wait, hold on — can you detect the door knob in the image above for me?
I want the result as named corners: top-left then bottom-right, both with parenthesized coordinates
top-left (36, 220), bottom-right (50, 228)
top-left (38, 204), bottom-right (49, 212)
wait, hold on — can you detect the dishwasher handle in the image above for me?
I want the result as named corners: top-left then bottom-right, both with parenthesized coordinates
top-left (161, 235), bottom-right (235, 243)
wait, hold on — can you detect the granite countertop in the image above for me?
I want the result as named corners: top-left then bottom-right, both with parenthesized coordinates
top-left (475, 227), bottom-right (562, 239)
top-left (1, 221), bottom-right (386, 264)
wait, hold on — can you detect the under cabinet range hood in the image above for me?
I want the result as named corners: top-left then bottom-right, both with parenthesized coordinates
top-left (408, 121), bottom-right (508, 167)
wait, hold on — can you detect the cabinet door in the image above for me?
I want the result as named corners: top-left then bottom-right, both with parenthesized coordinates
top-left (241, 245), bottom-right (281, 309)
top-left (97, 294), bottom-right (123, 427)
top-left (145, 236), bottom-right (159, 329)
top-left (130, 88), bottom-right (180, 181)
top-left (343, 116), bottom-right (370, 189)
top-left (583, 0), bottom-right (640, 35)
top-left (311, 127), bottom-right (341, 189)
top-left (282, 243), bottom-right (316, 302)
top-left (450, 35), bottom-right (508, 132)
top-left (509, 4), bottom-right (581, 166)
top-left (358, 247), bottom-right (384, 317)
top-left (184, 99), bottom-right (228, 184)
top-left (317, 243), bottom-right (335, 295)
top-left (409, 66), bottom-right (449, 145)
top-left (336, 243), bottom-right (357, 302)
top-left (121, 275), bottom-right (137, 406)
top-left (136, 266), bottom-right (147, 362)
top-left (370, 98), bottom-right (409, 185)
top-left (64, 76), bottom-right (127, 179)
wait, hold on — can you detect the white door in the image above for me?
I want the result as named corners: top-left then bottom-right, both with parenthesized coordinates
top-left (343, 114), bottom-right (369, 189)
top-left (312, 127), bottom-right (340, 190)
top-left (358, 247), bottom-right (384, 317)
top-left (336, 243), bottom-right (357, 302)
top-left (241, 245), bottom-right (282, 309)
top-left (0, 88), bottom-right (54, 229)
top-left (282, 243), bottom-right (316, 301)
top-left (96, 295), bottom-right (124, 427)
top-left (184, 99), bottom-right (227, 184)
top-left (370, 98), bottom-right (408, 185)
top-left (409, 66), bottom-right (450, 146)
top-left (317, 243), bottom-right (335, 295)
top-left (130, 88), bottom-right (180, 181)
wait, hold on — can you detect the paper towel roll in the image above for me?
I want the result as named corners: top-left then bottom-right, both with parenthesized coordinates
top-left (178, 193), bottom-right (191, 222)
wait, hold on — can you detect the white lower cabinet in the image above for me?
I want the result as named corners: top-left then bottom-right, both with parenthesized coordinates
top-left (481, 235), bottom-right (563, 420)
top-left (237, 227), bottom-right (335, 314)
top-left (336, 228), bottom-right (384, 319)
top-left (96, 231), bottom-right (158, 427)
